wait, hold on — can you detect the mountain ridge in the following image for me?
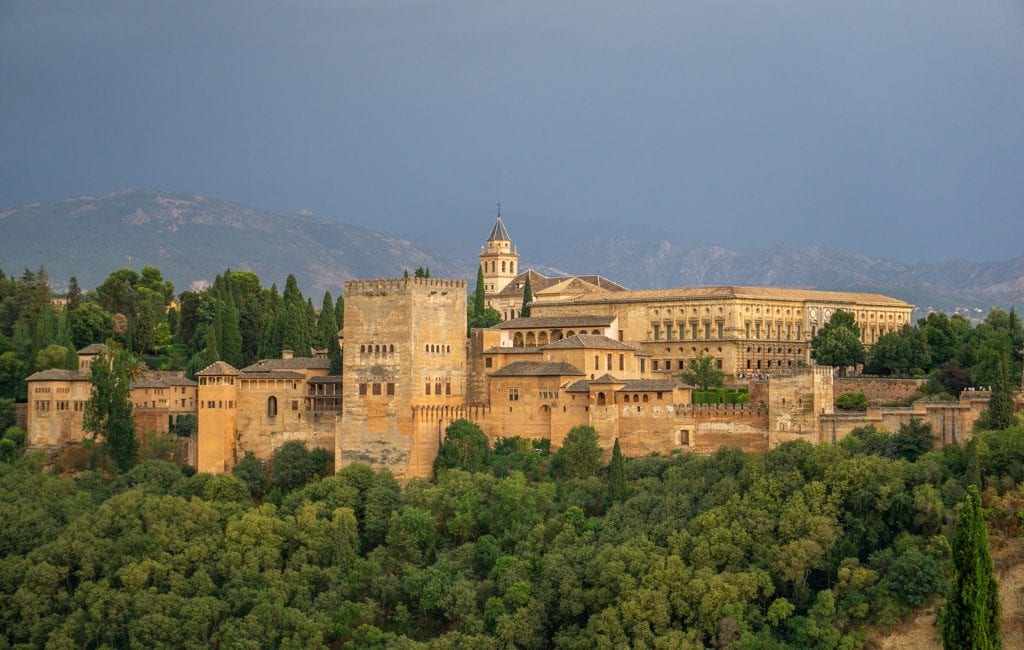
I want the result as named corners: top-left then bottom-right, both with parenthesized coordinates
top-left (1, 189), bottom-right (1021, 316)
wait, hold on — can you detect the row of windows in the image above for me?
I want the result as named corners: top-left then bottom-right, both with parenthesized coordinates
top-left (540, 390), bottom-right (558, 400)
top-left (426, 383), bottom-right (452, 396)
top-left (34, 387), bottom-right (51, 394)
top-left (200, 400), bottom-right (236, 409)
top-left (199, 377), bottom-right (235, 386)
top-left (425, 344), bottom-right (452, 354)
top-left (651, 321), bottom-right (726, 341)
top-left (34, 400), bottom-right (86, 412)
top-left (746, 346), bottom-right (802, 354)
top-left (358, 383), bottom-right (396, 396)
top-left (484, 260), bottom-right (515, 274)
top-left (591, 354), bottom-right (626, 372)
top-left (360, 344), bottom-right (395, 355)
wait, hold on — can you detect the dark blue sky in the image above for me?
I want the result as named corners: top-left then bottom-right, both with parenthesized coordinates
top-left (2, 1), bottom-right (1022, 262)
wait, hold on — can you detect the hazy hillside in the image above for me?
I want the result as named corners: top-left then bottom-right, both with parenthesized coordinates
top-left (2, 190), bottom-right (1022, 315)
top-left (0, 189), bottom-right (470, 294)
top-left (403, 209), bottom-right (1024, 315)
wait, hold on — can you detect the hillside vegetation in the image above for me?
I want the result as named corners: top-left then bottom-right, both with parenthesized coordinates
top-left (1, 420), bottom-right (1022, 648)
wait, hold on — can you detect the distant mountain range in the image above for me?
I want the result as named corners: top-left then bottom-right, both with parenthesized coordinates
top-left (1, 189), bottom-right (1021, 317)
top-left (0, 189), bottom-right (470, 295)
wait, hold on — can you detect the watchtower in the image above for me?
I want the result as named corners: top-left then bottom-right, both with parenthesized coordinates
top-left (196, 361), bottom-right (240, 473)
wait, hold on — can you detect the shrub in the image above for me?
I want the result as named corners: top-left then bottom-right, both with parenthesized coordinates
top-left (836, 392), bottom-right (868, 411)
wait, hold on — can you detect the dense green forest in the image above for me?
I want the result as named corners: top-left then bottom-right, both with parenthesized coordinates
top-left (1, 417), bottom-right (1021, 648)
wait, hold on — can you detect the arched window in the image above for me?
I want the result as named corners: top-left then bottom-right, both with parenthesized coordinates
top-left (538, 332), bottom-right (549, 345)
top-left (360, 345), bottom-right (365, 354)
top-left (513, 332), bottom-right (524, 347)
top-left (526, 332), bottom-right (536, 346)
top-left (642, 394), bottom-right (649, 403)
top-left (375, 345), bottom-right (380, 354)
top-left (390, 344), bottom-right (395, 354)
top-left (596, 392), bottom-right (607, 406)
top-left (267, 396), bottom-right (278, 417)
top-left (510, 262), bottom-right (515, 273)
top-left (502, 261), bottom-right (506, 272)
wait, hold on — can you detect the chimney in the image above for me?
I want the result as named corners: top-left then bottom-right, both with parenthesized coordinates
top-left (281, 349), bottom-right (294, 360)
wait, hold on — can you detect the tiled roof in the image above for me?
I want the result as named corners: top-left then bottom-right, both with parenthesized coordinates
top-left (158, 376), bottom-right (198, 386)
top-left (590, 373), bottom-right (623, 384)
top-left (621, 379), bottom-right (689, 391)
top-left (488, 217), bottom-right (511, 242)
top-left (242, 357), bottom-right (331, 371)
top-left (76, 343), bottom-right (109, 355)
top-left (542, 334), bottom-right (639, 351)
top-left (494, 270), bottom-right (626, 299)
top-left (26, 368), bottom-right (88, 382)
top-left (483, 346), bottom-right (544, 354)
top-left (551, 286), bottom-right (911, 307)
top-left (130, 379), bottom-right (169, 389)
top-left (196, 361), bottom-right (240, 376)
top-left (308, 375), bottom-right (342, 383)
top-left (494, 315), bottom-right (616, 330)
top-left (565, 380), bottom-right (591, 393)
top-left (490, 361), bottom-right (585, 377)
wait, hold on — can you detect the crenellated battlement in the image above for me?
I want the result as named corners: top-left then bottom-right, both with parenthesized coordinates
top-left (344, 277), bottom-right (467, 295)
top-left (677, 403), bottom-right (768, 418)
top-left (411, 404), bottom-right (492, 421)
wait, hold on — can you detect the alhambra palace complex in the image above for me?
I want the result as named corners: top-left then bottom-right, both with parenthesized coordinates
top-left (26, 218), bottom-right (1002, 479)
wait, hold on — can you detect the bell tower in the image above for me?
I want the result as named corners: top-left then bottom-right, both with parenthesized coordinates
top-left (479, 206), bottom-right (519, 299)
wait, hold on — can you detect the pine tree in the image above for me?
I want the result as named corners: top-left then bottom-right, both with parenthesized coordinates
top-left (66, 276), bottom-right (82, 312)
top-left (520, 274), bottom-right (533, 318)
top-left (317, 292), bottom-right (337, 349)
top-left (473, 265), bottom-right (486, 316)
top-left (985, 356), bottom-right (1015, 430)
top-left (221, 294), bottom-right (244, 367)
top-left (606, 438), bottom-right (628, 507)
top-left (83, 344), bottom-right (138, 472)
top-left (941, 486), bottom-right (1002, 649)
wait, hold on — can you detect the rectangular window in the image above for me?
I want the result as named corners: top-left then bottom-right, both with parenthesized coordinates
top-left (640, 359), bottom-right (645, 373)
top-left (745, 322), bottom-right (751, 338)
top-left (619, 354), bottom-right (624, 371)
top-left (74, 401), bottom-right (85, 411)
top-left (653, 359), bottom-right (659, 371)
top-left (292, 400), bottom-right (299, 410)
top-left (755, 323), bottom-right (761, 339)
top-left (435, 383), bottom-right (441, 396)
top-left (787, 323), bottom-right (792, 340)
top-left (594, 355), bottom-right (599, 369)
top-left (425, 383), bottom-right (431, 395)
top-left (716, 359), bottom-right (723, 369)
top-left (704, 322), bottom-right (710, 339)
top-left (691, 323), bottom-right (698, 339)
top-left (607, 354), bottom-right (612, 370)
top-left (372, 383), bottom-right (381, 395)
top-left (56, 401), bottom-right (68, 411)
top-left (508, 387), bottom-right (519, 401)
top-left (652, 324), bottom-right (660, 340)
top-left (207, 401), bottom-right (216, 408)
top-left (717, 321), bottom-right (724, 338)
top-left (678, 360), bottom-right (685, 370)
top-left (387, 383), bottom-right (395, 396)
top-left (445, 383), bottom-right (451, 395)
top-left (665, 323), bottom-right (673, 340)
top-left (485, 357), bottom-right (493, 368)
top-left (359, 383), bottom-right (368, 396)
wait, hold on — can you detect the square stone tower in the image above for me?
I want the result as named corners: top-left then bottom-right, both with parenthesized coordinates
top-left (767, 366), bottom-right (834, 447)
top-left (338, 277), bottom-right (467, 480)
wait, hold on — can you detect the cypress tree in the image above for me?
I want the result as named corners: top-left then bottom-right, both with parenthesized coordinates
top-left (606, 438), bottom-right (628, 507)
top-left (221, 295), bottom-right (244, 368)
top-left (317, 291), bottom-right (337, 349)
top-left (965, 439), bottom-right (982, 489)
top-left (473, 265), bottom-right (486, 316)
top-left (986, 356), bottom-right (1015, 430)
top-left (327, 332), bottom-right (342, 375)
top-left (202, 320), bottom-right (221, 368)
top-left (336, 294), bottom-right (345, 331)
top-left (520, 274), bottom-right (533, 318)
top-left (942, 486), bottom-right (1001, 649)
top-left (66, 276), bottom-right (82, 312)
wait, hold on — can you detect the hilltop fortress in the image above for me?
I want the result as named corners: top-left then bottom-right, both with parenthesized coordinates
top-left (26, 217), bottom-right (995, 479)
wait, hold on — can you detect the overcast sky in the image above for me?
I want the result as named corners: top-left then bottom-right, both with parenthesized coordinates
top-left (1, 1), bottom-right (1022, 262)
